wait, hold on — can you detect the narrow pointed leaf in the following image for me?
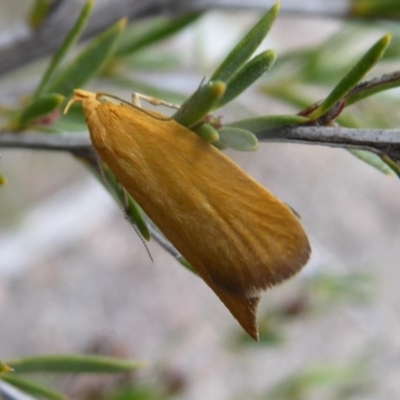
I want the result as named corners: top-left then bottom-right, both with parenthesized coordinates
top-left (0, 361), bottom-right (12, 373)
top-left (192, 123), bottom-right (219, 142)
top-left (28, 0), bottom-right (52, 28)
top-left (35, 0), bottom-right (94, 97)
top-left (0, 173), bottom-right (7, 186)
top-left (18, 94), bottom-right (65, 126)
top-left (172, 81), bottom-right (225, 128)
top-left (7, 355), bottom-right (146, 374)
top-left (116, 12), bottom-right (202, 57)
top-left (309, 34), bottom-right (391, 120)
top-left (345, 72), bottom-right (400, 106)
top-left (351, 0), bottom-right (400, 17)
top-left (1, 374), bottom-right (65, 400)
top-left (101, 165), bottom-right (151, 240)
top-left (126, 197), bottom-right (151, 241)
top-left (210, 1), bottom-right (280, 82)
top-left (349, 149), bottom-right (394, 175)
top-left (217, 127), bottom-right (258, 151)
top-left (178, 257), bottom-right (196, 273)
top-left (47, 18), bottom-right (126, 96)
top-left (380, 155), bottom-right (400, 178)
top-left (216, 50), bottom-right (276, 107)
top-left (228, 115), bottom-right (310, 133)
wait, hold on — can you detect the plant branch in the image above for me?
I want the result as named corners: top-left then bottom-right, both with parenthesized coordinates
top-left (2, 125), bottom-right (400, 162)
top-left (258, 125), bottom-right (400, 162)
top-left (0, 132), bottom-right (91, 152)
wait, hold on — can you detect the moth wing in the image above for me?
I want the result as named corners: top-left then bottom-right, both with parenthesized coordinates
top-left (172, 176), bottom-right (311, 340)
top-left (77, 93), bottom-right (310, 340)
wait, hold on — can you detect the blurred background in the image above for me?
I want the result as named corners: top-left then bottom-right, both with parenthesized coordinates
top-left (1, 1), bottom-right (400, 399)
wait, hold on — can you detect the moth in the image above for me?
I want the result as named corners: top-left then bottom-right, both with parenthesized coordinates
top-left (66, 89), bottom-right (311, 340)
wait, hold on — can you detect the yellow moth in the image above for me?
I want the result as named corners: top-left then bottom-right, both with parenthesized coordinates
top-left (67, 89), bottom-right (311, 340)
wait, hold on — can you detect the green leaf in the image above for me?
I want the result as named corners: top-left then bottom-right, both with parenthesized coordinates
top-left (351, 0), bottom-right (400, 17)
top-left (0, 361), bottom-right (12, 373)
top-left (267, 362), bottom-right (367, 399)
top-left (227, 115), bottom-right (309, 132)
top-left (47, 18), bottom-right (126, 97)
top-left (28, 0), bottom-right (53, 28)
top-left (348, 149), bottom-right (394, 175)
top-left (261, 82), bottom-right (313, 110)
top-left (18, 93), bottom-right (65, 126)
top-left (210, 1), bottom-right (280, 82)
top-left (7, 355), bottom-right (146, 374)
top-left (122, 51), bottom-right (181, 71)
top-left (126, 197), bottom-right (151, 241)
top-left (1, 374), bottom-right (66, 400)
top-left (102, 165), bottom-right (151, 241)
top-left (216, 49), bottom-right (276, 107)
top-left (178, 257), bottom-right (197, 274)
top-left (0, 173), bottom-right (7, 186)
top-left (35, 0), bottom-right (94, 97)
top-left (308, 34), bottom-right (391, 120)
top-left (217, 127), bottom-right (259, 151)
top-left (51, 103), bottom-right (87, 132)
top-left (109, 385), bottom-right (161, 400)
top-left (380, 155), bottom-right (400, 178)
top-left (172, 81), bottom-right (225, 128)
top-left (115, 12), bottom-right (202, 57)
top-left (309, 272), bottom-right (374, 304)
top-left (345, 72), bottom-right (400, 107)
top-left (192, 123), bottom-right (219, 143)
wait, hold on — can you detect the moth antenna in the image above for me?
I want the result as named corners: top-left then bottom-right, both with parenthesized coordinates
top-left (97, 92), bottom-right (170, 122)
top-left (133, 78), bottom-right (206, 123)
top-left (132, 105), bottom-right (170, 122)
top-left (94, 151), bottom-right (153, 262)
top-left (131, 92), bottom-right (180, 110)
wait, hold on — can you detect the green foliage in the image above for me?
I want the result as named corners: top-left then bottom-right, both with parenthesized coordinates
top-left (18, 94), bottom-right (65, 126)
top-left (28, 0), bottom-right (54, 28)
top-left (102, 164), bottom-right (151, 241)
top-left (1, 374), bottom-right (66, 400)
top-left (0, 355), bottom-right (145, 400)
top-left (0, 361), bottom-right (12, 373)
top-left (227, 115), bottom-right (310, 132)
top-left (35, 0), bottom-right (94, 97)
top-left (7, 0), bottom-right (123, 131)
top-left (352, 0), bottom-right (400, 17)
top-left (172, 81), bottom-right (226, 127)
top-left (115, 13), bottom-right (202, 57)
top-left (6, 354), bottom-right (145, 373)
top-left (0, 172), bottom-right (7, 185)
top-left (348, 150), bottom-right (395, 175)
top-left (261, 26), bottom-right (400, 174)
top-left (46, 19), bottom-right (126, 96)
top-left (192, 123), bottom-right (220, 143)
top-left (215, 49), bottom-right (276, 108)
top-left (217, 127), bottom-right (259, 151)
top-left (210, 1), bottom-right (280, 82)
top-left (266, 361), bottom-right (372, 400)
top-left (104, 385), bottom-right (166, 400)
top-left (308, 34), bottom-right (391, 120)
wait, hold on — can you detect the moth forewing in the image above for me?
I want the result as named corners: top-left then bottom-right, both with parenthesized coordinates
top-left (70, 89), bottom-right (311, 341)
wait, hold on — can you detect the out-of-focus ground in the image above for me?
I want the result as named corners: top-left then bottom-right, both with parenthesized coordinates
top-left (1, 3), bottom-right (400, 399)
